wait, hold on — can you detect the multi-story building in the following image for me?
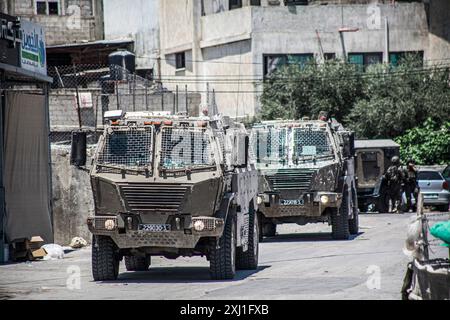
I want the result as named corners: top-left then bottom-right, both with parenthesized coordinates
top-left (159, 0), bottom-right (450, 119)
top-left (103, 0), bottom-right (160, 77)
top-left (0, 0), bottom-right (104, 45)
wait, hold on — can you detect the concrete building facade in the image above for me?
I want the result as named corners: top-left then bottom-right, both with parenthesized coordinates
top-left (0, 0), bottom-right (104, 46)
top-left (103, 0), bottom-right (160, 76)
top-left (159, 0), bottom-right (449, 119)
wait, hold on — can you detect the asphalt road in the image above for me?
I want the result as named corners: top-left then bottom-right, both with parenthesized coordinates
top-left (0, 213), bottom-right (446, 300)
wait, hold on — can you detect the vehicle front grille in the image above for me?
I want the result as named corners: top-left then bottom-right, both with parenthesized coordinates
top-left (267, 170), bottom-right (315, 191)
top-left (119, 183), bottom-right (187, 213)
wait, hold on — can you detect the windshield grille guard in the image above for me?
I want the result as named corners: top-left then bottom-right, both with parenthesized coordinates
top-left (97, 126), bottom-right (154, 173)
top-left (160, 127), bottom-right (214, 170)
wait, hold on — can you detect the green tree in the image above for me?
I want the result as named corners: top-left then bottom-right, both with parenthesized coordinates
top-left (260, 60), bottom-right (363, 122)
top-left (395, 119), bottom-right (450, 165)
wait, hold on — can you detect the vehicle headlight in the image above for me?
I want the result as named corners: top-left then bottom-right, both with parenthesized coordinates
top-left (193, 220), bottom-right (205, 232)
top-left (257, 196), bottom-right (263, 205)
top-left (104, 219), bottom-right (116, 231)
top-left (320, 195), bottom-right (330, 205)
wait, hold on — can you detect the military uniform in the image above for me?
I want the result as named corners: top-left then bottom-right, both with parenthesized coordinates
top-left (404, 163), bottom-right (419, 212)
top-left (385, 162), bottom-right (404, 213)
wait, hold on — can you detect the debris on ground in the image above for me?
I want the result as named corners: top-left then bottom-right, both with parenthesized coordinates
top-left (69, 237), bottom-right (88, 249)
top-left (10, 236), bottom-right (47, 261)
top-left (42, 244), bottom-right (65, 260)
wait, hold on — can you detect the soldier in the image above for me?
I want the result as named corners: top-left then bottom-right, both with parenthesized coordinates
top-left (404, 159), bottom-right (419, 213)
top-left (385, 156), bottom-right (404, 213)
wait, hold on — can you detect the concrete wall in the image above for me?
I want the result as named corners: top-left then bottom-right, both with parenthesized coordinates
top-left (51, 145), bottom-right (95, 245)
top-left (2, 0), bottom-right (103, 45)
top-left (427, 0), bottom-right (450, 62)
top-left (49, 88), bottom-right (202, 131)
top-left (103, 0), bottom-right (160, 71)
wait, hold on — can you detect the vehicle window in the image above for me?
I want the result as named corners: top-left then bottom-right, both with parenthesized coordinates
top-left (417, 171), bottom-right (443, 181)
top-left (361, 152), bottom-right (380, 181)
top-left (160, 127), bottom-right (213, 169)
top-left (293, 128), bottom-right (332, 157)
top-left (443, 166), bottom-right (450, 179)
top-left (98, 127), bottom-right (153, 169)
top-left (251, 127), bottom-right (287, 164)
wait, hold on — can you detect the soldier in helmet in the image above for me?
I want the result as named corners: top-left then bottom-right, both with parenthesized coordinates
top-left (404, 159), bottom-right (419, 212)
top-left (385, 156), bottom-right (404, 213)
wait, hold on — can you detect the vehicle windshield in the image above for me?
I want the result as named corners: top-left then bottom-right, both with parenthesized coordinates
top-left (250, 127), bottom-right (288, 165)
top-left (418, 171), bottom-right (443, 181)
top-left (160, 127), bottom-right (214, 170)
top-left (293, 127), bottom-right (333, 159)
top-left (97, 127), bottom-right (153, 171)
top-left (251, 125), bottom-right (334, 167)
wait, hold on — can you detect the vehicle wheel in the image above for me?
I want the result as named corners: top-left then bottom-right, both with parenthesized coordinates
top-left (92, 235), bottom-right (120, 281)
top-left (236, 205), bottom-right (259, 270)
top-left (331, 191), bottom-right (350, 240)
top-left (210, 211), bottom-right (237, 280)
top-left (349, 209), bottom-right (359, 235)
top-left (262, 221), bottom-right (276, 238)
top-left (125, 255), bottom-right (151, 271)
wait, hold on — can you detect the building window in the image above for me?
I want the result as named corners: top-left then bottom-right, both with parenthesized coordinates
top-left (348, 53), bottom-right (383, 71)
top-left (229, 0), bottom-right (242, 10)
top-left (389, 51), bottom-right (424, 67)
top-left (264, 54), bottom-right (313, 76)
top-left (175, 52), bottom-right (186, 70)
top-left (284, 0), bottom-right (309, 5)
top-left (36, 0), bottom-right (60, 15)
top-left (324, 53), bottom-right (336, 61)
top-left (250, 0), bottom-right (261, 5)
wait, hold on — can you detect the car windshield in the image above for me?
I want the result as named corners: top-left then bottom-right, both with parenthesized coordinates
top-left (417, 171), bottom-right (443, 181)
top-left (97, 127), bottom-right (153, 171)
top-left (160, 127), bottom-right (214, 170)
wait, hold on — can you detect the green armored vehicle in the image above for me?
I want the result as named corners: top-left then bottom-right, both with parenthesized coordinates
top-left (87, 111), bottom-right (259, 280)
top-left (251, 117), bottom-right (359, 240)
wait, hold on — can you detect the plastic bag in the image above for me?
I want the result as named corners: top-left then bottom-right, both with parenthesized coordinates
top-left (430, 221), bottom-right (450, 247)
top-left (42, 244), bottom-right (65, 260)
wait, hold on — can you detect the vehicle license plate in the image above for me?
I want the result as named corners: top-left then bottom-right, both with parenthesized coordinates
top-left (138, 224), bottom-right (171, 232)
top-left (280, 199), bottom-right (304, 206)
top-left (424, 194), bottom-right (439, 199)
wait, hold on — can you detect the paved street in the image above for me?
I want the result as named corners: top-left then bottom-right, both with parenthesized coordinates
top-left (0, 213), bottom-right (442, 300)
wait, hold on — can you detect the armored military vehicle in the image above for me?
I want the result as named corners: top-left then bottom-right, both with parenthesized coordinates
top-left (354, 139), bottom-right (400, 213)
top-left (251, 117), bottom-right (359, 240)
top-left (86, 111), bottom-right (259, 281)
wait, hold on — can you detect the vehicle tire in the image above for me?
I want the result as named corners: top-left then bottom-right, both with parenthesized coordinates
top-left (210, 211), bottom-right (237, 280)
top-left (92, 235), bottom-right (120, 281)
top-left (262, 221), bottom-right (276, 238)
top-left (125, 255), bottom-right (151, 271)
top-left (331, 191), bottom-right (350, 240)
top-left (236, 205), bottom-right (259, 270)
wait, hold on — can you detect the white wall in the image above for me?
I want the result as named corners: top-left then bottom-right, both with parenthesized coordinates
top-left (103, 0), bottom-right (159, 70)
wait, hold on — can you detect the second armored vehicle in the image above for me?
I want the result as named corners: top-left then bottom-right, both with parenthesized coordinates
top-left (87, 111), bottom-right (259, 281)
top-left (251, 117), bottom-right (359, 240)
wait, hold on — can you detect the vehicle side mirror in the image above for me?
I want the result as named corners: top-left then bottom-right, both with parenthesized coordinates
top-left (341, 131), bottom-right (355, 159)
top-left (71, 131), bottom-right (87, 167)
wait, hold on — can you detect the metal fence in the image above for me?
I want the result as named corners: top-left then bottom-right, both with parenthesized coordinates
top-left (48, 64), bottom-right (202, 145)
